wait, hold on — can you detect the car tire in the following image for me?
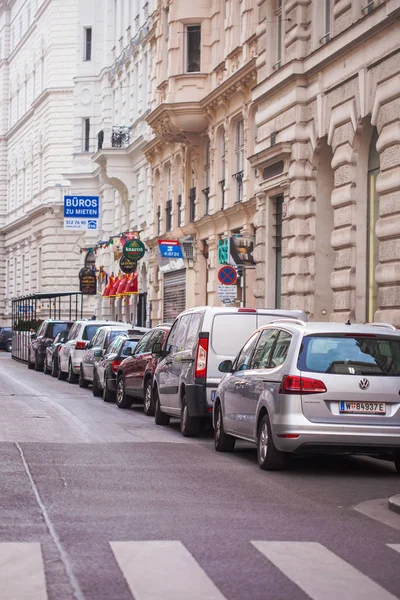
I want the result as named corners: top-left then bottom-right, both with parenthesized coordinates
top-left (116, 377), bottom-right (132, 409)
top-left (143, 379), bottom-right (155, 416)
top-left (92, 369), bottom-right (102, 397)
top-left (257, 414), bottom-right (285, 471)
top-left (67, 361), bottom-right (78, 384)
top-left (154, 387), bottom-right (170, 426)
top-left (180, 393), bottom-right (201, 438)
top-left (58, 365), bottom-right (67, 380)
top-left (79, 366), bottom-right (89, 388)
top-left (43, 356), bottom-right (51, 375)
top-left (34, 355), bottom-right (42, 372)
top-left (51, 357), bottom-right (59, 378)
top-left (102, 375), bottom-right (115, 403)
top-left (214, 402), bottom-right (235, 452)
top-left (5, 340), bottom-right (12, 353)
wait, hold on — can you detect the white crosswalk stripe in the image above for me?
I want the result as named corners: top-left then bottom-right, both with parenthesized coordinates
top-left (110, 540), bottom-right (227, 600)
top-left (0, 542), bottom-right (48, 600)
top-left (252, 541), bottom-right (398, 600)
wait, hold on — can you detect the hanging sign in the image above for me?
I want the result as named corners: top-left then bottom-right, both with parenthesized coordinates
top-left (119, 256), bottom-right (137, 274)
top-left (123, 239), bottom-right (145, 261)
top-left (79, 267), bottom-right (97, 295)
top-left (158, 239), bottom-right (183, 259)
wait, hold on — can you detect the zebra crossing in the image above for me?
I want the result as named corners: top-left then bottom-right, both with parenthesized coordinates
top-left (1, 540), bottom-right (399, 600)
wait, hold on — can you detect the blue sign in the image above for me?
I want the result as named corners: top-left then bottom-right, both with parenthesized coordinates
top-left (64, 195), bottom-right (99, 218)
top-left (158, 240), bottom-right (183, 259)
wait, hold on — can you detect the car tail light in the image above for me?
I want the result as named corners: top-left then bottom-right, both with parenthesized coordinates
top-left (237, 308), bottom-right (257, 313)
top-left (195, 336), bottom-right (209, 379)
top-left (57, 346), bottom-right (63, 354)
top-left (277, 433), bottom-right (300, 439)
top-left (280, 375), bottom-right (327, 394)
top-left (111, 359), bottom-right (121, 373)
top-left (75, 341), bottom-right (87, 350)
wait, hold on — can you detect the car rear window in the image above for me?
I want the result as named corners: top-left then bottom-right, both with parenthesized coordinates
top-left (211, 314), bottom-right (257, 356)
top-left (83, 325), bottom-right (102, 341)
top-left (298, 335), bottom-right (400, 376)
top-left (109, 330), bottom-right (128, 343)
top-left (50, 323), bottom-right (70, 338)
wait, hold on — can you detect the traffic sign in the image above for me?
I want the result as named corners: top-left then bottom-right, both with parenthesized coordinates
top-left (218, 265), bottom-right (237, 285)
top-left (217, 285), bottom-right (237, 302)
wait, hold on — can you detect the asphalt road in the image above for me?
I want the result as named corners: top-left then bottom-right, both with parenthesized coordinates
top-left (1, 354), bottom-right (400, 600)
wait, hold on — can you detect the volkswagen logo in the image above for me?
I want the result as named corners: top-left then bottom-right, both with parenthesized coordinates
top-left (359, 378), bottom-right (370, 390)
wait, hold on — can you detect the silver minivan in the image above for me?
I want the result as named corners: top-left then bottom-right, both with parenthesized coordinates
top-left (151, 306), bottom-right (307, 437)
top-left (214, 320), bottom-right (400, 472)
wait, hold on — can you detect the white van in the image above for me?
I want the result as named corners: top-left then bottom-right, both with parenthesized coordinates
top-left (152, 306), bottom-right (307, 437)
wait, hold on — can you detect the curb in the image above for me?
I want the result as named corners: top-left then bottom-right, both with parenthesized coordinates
top-left (388, 494), bottom-right (400, 515)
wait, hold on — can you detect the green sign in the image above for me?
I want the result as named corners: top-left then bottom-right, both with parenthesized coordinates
top-left (218, 238), bottom-right (229, 265)
top-left (123, 238), bottom-right (145, 261)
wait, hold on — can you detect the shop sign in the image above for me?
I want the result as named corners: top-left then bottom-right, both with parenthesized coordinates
top-left (123, 239), bottom-right (146, 261)
top-left (64, 218), bottom-right (98, 231)
top-left (64, 195), bottom-right (99, 218)
top-left (158, 239), bottom-right (183, 259)
top-left (119, 256), bottom-right (137, 274)
top-left (79, 267), bottom-right (97, 295)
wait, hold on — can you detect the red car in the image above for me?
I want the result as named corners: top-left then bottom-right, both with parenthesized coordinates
top-left (115, 324), bottom-right (171, 415)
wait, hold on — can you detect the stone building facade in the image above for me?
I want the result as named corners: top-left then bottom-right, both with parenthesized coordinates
top-left (146, 0), bottom-right (400, 326)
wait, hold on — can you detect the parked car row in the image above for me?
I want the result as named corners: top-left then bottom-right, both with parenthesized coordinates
top-left (28, 308), bottom-right (400, 474)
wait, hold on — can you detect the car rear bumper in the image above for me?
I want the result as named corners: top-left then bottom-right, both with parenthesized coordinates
top-left (273, 422), bottom-right (400, 454)
top-left (186, 384), bottom-right (211, 419)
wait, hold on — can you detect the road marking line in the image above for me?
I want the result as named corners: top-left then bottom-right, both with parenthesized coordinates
top-left (110, 540), bottom-right (226, 600)
top-left (388, 544), bottom-right (400, 554)
top-left (0, 542), bottom-right (47, 600)
top-left (252, 541), bottom-right (398, 600)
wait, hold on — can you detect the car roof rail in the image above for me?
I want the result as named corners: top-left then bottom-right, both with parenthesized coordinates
top-left (367, 322), bottom-right (398, 331)
top-left (266, 318), bottom-right (307, 327)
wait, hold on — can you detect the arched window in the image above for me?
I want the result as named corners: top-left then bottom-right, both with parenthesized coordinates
top-left (366, 130), bottom-right (380, 322)
top-left (85, 250), bottom-right (96, 269)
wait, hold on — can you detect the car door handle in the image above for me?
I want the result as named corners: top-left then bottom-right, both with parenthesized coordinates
top-left (181, 358), bottom-right (194, 363)
top-left (165, 359), bottom-right (173, 365)
top-left (234, 381), bottom-right (246, 386)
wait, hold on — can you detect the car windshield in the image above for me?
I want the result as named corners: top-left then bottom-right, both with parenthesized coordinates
top-left (298, 334), bottom-right (400, 376)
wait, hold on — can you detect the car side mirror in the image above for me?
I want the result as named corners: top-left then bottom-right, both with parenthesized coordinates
top-left (93, 349), bottom-right (102, 358)
top-left (152, 342), bottom-right (164, 357)
top-left (218, 359), bottom-right (233, 373)
top-left (124, 347), bottom-right (133, 356)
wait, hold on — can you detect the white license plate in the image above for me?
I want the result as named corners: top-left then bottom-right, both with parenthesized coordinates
top-left (340, 401), bottom-right (386, 415)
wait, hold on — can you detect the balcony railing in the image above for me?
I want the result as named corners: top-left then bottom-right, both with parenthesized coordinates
top-left (97, 126), bottom-right (130, 150)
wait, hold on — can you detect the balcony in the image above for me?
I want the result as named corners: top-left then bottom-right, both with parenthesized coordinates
top-left (97, 126), bottom-right (130, 151)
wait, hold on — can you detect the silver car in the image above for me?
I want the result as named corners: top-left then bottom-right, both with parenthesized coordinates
top-left (213, 320), bottom-right (400, 472)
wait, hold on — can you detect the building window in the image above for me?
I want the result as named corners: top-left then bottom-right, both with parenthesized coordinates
top-left (320, 0), bottom-right (331, 44)
top-left (366, 130), bottom-right (380, 322)
top-left (219, 129), bottom-right (226, 210)
top-left (362, 1), bottom-right (375, 15)
top-left (85, 250), bottom-right (96, 269)
top-left (177, 194), bottom-right (182, 227)
top-left (189, 187), bottom-right (196, 222)
top-left (274, 196), bottom-right (283, 309)
top-left (186, 25), bottom-right (201, 72)
top-left (83, 118), bottom-right (90, 152)
top-left (165, 164), bottom-right (172, 231)
top-left (203, 139), bottom-right (210, 215)
top-left (84, 27), bottom-right (92, 61)
top-left (234, 120), bottom-right (244, 203)
top-left (157, 205), bottom-right (161, 235)
top-left (273, 0), bottom-right (283, 70)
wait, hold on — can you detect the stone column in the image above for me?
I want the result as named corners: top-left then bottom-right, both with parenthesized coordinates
top-left (253, 191), bottom-right (267, 308)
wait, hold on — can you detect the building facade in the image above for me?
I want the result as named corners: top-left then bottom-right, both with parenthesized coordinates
top-left (145, 0), bottom-right (400, 326)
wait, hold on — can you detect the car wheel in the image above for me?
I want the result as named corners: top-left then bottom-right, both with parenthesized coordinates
top-left (5, 340), bottom-right (12, 353)
top-left (154, 387), bottom-right (170, 426)
top-left (116, 377), bottom-right (132, 409)
top-left (67, 361), bottom-right (78, 384)
top-left (180, 393), bottom-right (201, 438)
top-left (57, 361), bottom-right (67, 380)
top-left (214, 402), bottom-right (235, 452)
top-left (394, 458), bottom-right (400, 474)
top-left (143, 379), bottom-right (155, 416)
top-left (257, 414), bottom-right (285, 471)
top-left (79, 365), bottom-right (89, 388)
top-left (92, 369), bottom-right (102, 397)
top-left (51, 357), bottom-right (59, 378)
top-left (34, 355), bottom-right (42, 372)
top-left (103, 375), bottom-right (115, 403)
